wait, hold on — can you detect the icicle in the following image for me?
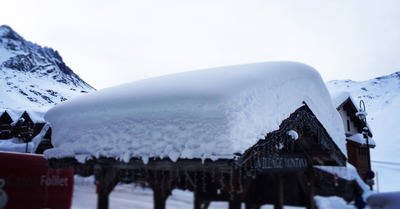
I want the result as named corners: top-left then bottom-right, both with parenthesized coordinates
top-left (219, 168), bottom-right (225, 190)
top-left (161, 170), bottom-right (165, 197)
top-left (184, 167), bottom-right (189, 190)
top-left (211, 167), bottom-right (216, 183)
top-left (250, 157), bottom-right (257, 179)
top-left (168, 168), bottom-right (173, 190)
top-left (229, 166), bottom-right (234, 200)
top-left (154, 167), bottom-right (158, 187)
top-left (238, 168), bottom-right (243, 193)
top-left (194, 170), bottom-right (198, 191)
top-left (202, 166), bottom-right (206, 193)
top-left (176, 167), bottom-right (181, 184)
top-left (245, 162), bottom-right (251, 177)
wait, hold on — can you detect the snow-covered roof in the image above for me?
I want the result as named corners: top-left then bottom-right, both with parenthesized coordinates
top-left (329, 90), bottom-right (373, 136)
top-left (347, 133), bottom-right (376, 147)
top-left (0, 109), bottom-right (46, 123)
top-left (330, 91), bottom-right (353, 109)
top-left (44, 61), bottom-right (346, 163)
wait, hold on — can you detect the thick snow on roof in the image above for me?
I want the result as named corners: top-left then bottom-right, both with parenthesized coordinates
top-left (44, 62), bottom-right (346, 163)
top-left (330, 90), bottom-right (352, 109)
top-left (329, 90), bottom-right (373, 135)
top-left (0, 108), bottom-right (46, 123)
top-left (348, 133), bottom-right (376, 147)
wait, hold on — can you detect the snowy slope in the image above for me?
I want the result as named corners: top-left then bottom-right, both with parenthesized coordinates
top-left (0, 25), bottom-right (95, 110)
top-left (326, 72), bottom-right (400, 192)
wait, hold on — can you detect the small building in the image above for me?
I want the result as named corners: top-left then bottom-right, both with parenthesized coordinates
top-left (44, 62), bottom-right (368, 209)
top-left (0, 111), bottom-right (13, 139)
top-left (0, 109), bottom-right (51, 153)
top-left (13, 111), bottom-right (35, 141)
top-left (330, 91), bottom-right (375, 184)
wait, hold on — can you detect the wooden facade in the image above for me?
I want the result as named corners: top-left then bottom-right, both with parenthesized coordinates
top-left (48, 103), bottom-right (356, 209)
top-left (335, 98), bottom-right (374, 184)
top-left (346, 140), bottom-right (372, 183)
top-left (14, 111), bottom-right (35, 142)
top-left (0, 111), bottom-right (13, 139)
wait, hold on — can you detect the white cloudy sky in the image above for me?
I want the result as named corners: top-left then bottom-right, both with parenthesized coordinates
top-left (1, 0), bottom-right (400, 89)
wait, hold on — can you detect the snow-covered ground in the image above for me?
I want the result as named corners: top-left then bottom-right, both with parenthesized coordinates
top-left (370, 161), bottom-right (400, 193)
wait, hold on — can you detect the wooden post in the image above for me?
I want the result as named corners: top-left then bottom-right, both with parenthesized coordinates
top-left (96, 166), bottom-right (120, 209)
top-left (194, 193), bottom-right (202, 209)
top-left (194, 192), bottom-right (211, 209)
top-left (147, 170), bottom-right (173, 209)
top-left (306, 169), bottom-right (315, 209)
top-left (273, 174), bottom-right (283, 209)
top-left (153, 189), bottom-right (169, 209)
top-left (229, 199), bottom-right (242, 209)
top-left (245, 203), bottom-right (260, 209)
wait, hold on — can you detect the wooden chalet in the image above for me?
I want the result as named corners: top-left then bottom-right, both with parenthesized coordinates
top-left (0, 111), bottom-right (13, 139)
top-left (47, 103), bottom-right (356, 209)
top-left (333, 94), bottom-right (375, 185)
top-left (13, 111), bottom-right (35, 142)
top-left (44, 62), bottom-right (362, 209)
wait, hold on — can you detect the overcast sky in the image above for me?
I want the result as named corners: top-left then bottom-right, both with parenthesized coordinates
top-left (1, 0), bottom-right (400, 89)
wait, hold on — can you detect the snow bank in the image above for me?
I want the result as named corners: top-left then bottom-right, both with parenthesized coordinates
top-left (367, 191), bottom-right (400, 209)
top-left (314, 163), bottom-right (372, 199)
top-left (330, 91), bottom-right (352, 109)
top-left (348, 133), bottom-right (376, 147)
top-left (0, 138), bottom-right (34, 153)
top-left (44, 61), bottom-right (346, 163)
top-left (314, 196), bottom-right (356, 209)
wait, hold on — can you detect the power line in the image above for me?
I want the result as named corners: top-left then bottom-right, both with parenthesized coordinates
top-left (371, 160), bottom-right (400, 166)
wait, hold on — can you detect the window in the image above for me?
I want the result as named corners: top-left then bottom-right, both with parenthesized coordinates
top-left (347, 120), bottom-right (350, 132)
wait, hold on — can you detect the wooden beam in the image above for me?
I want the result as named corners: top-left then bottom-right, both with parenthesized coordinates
top-left (146, 170), bottom-right (173, 209)
top-left (306, 168), bottom-right (315, 209)
top-left (273, 174), bottom-right (283, 209)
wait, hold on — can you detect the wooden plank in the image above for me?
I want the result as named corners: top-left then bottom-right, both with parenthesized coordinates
top-left (306, 168), bottom-right (315, 209)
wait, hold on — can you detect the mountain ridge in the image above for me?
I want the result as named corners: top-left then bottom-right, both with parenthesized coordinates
top-left (327, 71), bottom-right (400, 114)
top-left (0, 25), bottom-right (95, 110)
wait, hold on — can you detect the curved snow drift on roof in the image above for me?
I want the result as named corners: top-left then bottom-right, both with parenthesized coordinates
top-left (44, 62), bottom-right (346, 163)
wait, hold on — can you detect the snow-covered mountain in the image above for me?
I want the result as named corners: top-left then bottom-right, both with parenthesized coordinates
top-left (327, 72), bottom-right (400, 192)
top-left (0, 25), bottom-right (95, 110)
top-left (327, 72), bottom-right (400, 115)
